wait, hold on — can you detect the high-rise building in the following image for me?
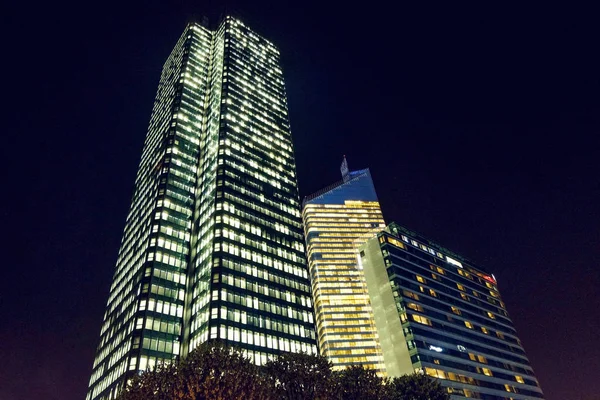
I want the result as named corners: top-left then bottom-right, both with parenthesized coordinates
top-left (360, 223), bottom-right (544, 399)
top-left (86, 17), bottom-right (317, 400)
top-left (302, 159), bottom-right (387, 373)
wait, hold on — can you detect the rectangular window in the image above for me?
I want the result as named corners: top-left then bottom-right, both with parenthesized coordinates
top-left (402, 290), bottom-right (419, 300)
top-left (407, 303), bottom-right (424, 312)
top-left (412, 315), bottom-right (432, 326)
top-left (505, 384), bottom-right (516, 393)
top-left (386, 237), bottom-right (405, 249)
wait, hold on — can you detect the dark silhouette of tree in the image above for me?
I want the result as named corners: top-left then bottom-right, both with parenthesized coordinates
top-left (117, 342), bottom-right (271, 400)
top-left (263, 351), bottom-right (335, 400)
top-left (384, 372), bottom-right (450, 400)
top-left (333, 365), bottom-right (387, 400)
top-left (118, 362), bottom-right (182, 400)
top-left (117, 344), bottom-right (449, 400)
top-left (176, 342), bottom-right (271, 400)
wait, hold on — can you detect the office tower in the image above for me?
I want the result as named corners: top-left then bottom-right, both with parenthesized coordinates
top-left (302, 159), bottom-right (387, 373)
top-left (360, 223), bottom-right (544, 399)
top-left (86, 17), bottom-right (317, 400)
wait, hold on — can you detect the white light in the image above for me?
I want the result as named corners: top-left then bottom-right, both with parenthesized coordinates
top-left (428, 345), bottom-right (443, 353)
top-left (457, 345), bottom-right (467, 352)
top-left (446, 256), bottom-right (463, 268)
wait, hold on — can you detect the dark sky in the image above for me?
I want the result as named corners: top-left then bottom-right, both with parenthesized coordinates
top-left (2, 2), bottom-right (599, 400)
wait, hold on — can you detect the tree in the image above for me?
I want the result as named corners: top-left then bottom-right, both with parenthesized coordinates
top-left (117, 344), bottom-right (450, 400)
top-left (118, 362), bottom-right (183, 400)
top-left (263, 351), bottom-right (335, 400)
top-left (384, 372), bottom-right (450, 400)
top-left (333, 365), bottom-right (387, 400)
top-left (177, 342), bottom-right (271, 400)
top-left (118, 342), bottom-right (271, 400)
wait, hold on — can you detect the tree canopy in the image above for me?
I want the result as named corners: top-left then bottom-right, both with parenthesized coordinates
top-left (117, 342), bottom-right (449, 400)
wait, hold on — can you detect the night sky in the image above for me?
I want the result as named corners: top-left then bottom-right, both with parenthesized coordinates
top-left (2, 2), bottom-right (599, 400)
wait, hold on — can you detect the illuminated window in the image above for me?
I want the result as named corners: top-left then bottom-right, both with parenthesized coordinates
top-left (481, 327), bottom-right (489, 334)
top-left (407, 303), bottom-right (424, 312)
top-left (386, 237), bottom-right (405, 249)
top-left (429, 289), bottom-right (438, 298)
top-left (412, 315), bottom-right (432, 326)
top-left (425, 367), bottom-right (446, 379)
top-left (460, 293), bottom-right (469, 301)
top-left (430, 264), bottom-right (445, 275)
top-left (451, 306), bottom-right (461, 315)
top-left (457, 283), bottom-right (465, 291)
top-left (470, 353), bottom-right (488, 364)
top-left (416, 275), bottom-right (426, 284)
top-left (505, 384), bottom-right (517, 393)
top-left (515, 375), bottom-right (524, 383)
top-left (481, 368), bottom-right (493, 377)
top-left (446, 256), bottom-right (463, 268)
top-left (464, 321), bottom-right (474, 329)
top-left (487, 312), bottom-right (496, 320)
top-left (403, 290), bottom-right (419, 300)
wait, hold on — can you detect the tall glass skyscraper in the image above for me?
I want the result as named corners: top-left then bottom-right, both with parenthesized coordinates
top-left (360, 223), bottom-right (545, 399)
top-left (86, 17), bottom-right (316, 400)
top-left (302, 159), bottom-right (387, 373)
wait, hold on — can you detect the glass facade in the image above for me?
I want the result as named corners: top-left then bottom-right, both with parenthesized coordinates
top-left (302, 162), bottom-right (387, 373)
top-left (360, 223), bottom-right (545, 399)
top-left (87, 17), bottom-right (316, 400)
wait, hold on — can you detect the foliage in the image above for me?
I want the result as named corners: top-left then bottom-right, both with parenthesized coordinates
top-left (332, 365), bottom-right (387, 400)
top-left (385, 372), bottom-right (450, 400)
top-left (117, 343), bottom-right (449, 400)
top-left (118, 341), bottom-right (271, 400)
top-left (176, 342), bottom-right (271, 400)
top-left (119, 362), bottom-right (181, 400)
top-left (263, 351), bottom-right (334, 400)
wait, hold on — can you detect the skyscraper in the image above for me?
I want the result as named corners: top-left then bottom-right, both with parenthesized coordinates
top-left (87, 17), bottom-right (316, 400)
top-left (302, 159), bottom-right (387, 373)
top-left (360, 223), bottom-right (544, 399)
